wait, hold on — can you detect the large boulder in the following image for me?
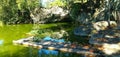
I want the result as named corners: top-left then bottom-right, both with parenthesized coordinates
top-left (102, 43), bottom-right (120, 55)
top-left (93, 21), bottom-right (117, 31)
top-left (89, 29), bottom-right (120, 55)
top-left (30, 6), bottom-right (69, 24)
top-left (89, 29), bottom-right (120, 45)
top-left (74, 26), bottom-right (92, 36)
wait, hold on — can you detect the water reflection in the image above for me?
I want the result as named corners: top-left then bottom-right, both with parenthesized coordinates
top-left (0, 40), bottom-right (4, 45)
top-left (0, 24), bottom-right (33, 57)
top-left (38, 49), bottom-right (73, 57)
top-left (38, 49), bottom-right (58, 55)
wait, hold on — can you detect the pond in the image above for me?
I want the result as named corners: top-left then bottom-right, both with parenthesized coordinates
top-left (0, 24), bottom-right (33, 57)
top-left (0, 23), bottom-right (82, 57)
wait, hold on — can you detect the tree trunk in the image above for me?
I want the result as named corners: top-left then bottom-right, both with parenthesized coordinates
top-left (117, 11), bottom-right (120, 26)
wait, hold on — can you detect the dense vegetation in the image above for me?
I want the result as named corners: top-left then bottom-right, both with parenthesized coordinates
top-left (0, 0), bottom-right (120, 25)
top-left (0, 0), bottom-right (39, 24)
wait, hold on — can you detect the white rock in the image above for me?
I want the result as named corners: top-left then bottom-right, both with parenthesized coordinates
top-left (102, 43), bottom-right (120, 55)
top-left (93, 21), bottom-right (117, 31)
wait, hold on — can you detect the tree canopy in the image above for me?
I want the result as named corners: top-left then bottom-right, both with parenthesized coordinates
top-left (0, 0), bottom-right (120, 25)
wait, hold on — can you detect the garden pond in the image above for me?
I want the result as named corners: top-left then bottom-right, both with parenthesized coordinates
top-left (0, 23), bottom-right (84, 57)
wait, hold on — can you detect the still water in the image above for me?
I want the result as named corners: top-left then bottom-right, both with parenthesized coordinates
top-left (0, 24), bottom-right (33, 57)
top-left (0, 23), bottom-right (82, 57)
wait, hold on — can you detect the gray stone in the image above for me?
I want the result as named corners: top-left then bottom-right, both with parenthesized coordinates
top-left (89, 29), bottom-right (120, 45)
top-left (74, 26), bottom-right (92, 36)
top-left (30, 6), bottom-right (69, 24)
top-left (93, 21), bottom-right (117, 31)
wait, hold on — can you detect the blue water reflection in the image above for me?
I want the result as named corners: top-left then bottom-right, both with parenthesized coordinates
top-left (38, 49), bottom-right (70, 57)
top-left (38, 36), bottom-right (67, 56)
top-left (38, 49), bottom-right (58, 55)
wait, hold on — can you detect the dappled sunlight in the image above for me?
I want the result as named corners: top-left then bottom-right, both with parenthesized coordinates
top-left (102, 43), bottom-right (120, 55)
top-left (13, 36), bottom-right (98, 57)
top-left (93, 21), bottom-right (117, 31)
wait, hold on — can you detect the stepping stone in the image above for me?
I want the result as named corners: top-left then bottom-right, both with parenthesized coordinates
top-left (89, 29), bottom-right (120, 45)
top-left (74, 26), bottom-right (92, 36)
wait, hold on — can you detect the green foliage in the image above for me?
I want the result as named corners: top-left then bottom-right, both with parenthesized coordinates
top-left (69, 3), bottom-right (81, 20)
top-left (39, 0), bottom-right (68, 8)
top-left (49, 0), bottom-right (67, 7)
top-left (0, 0), bottom-right (18, 24)
top-left (68, 0), bottom-right (120, 25)
top-left (0, 0), bottom-right (119, 25)
top-left (69, 0), bottom-right (94, 25)
top-left (16, 0), bottom-right (39, 10)
top-left (0, 0), bottom-right (39, 24)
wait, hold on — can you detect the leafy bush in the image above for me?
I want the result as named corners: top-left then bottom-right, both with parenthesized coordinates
top-left (0, 0), bottom-right (39, 24)
top-left (49, 0), bottom-right (67, 7)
